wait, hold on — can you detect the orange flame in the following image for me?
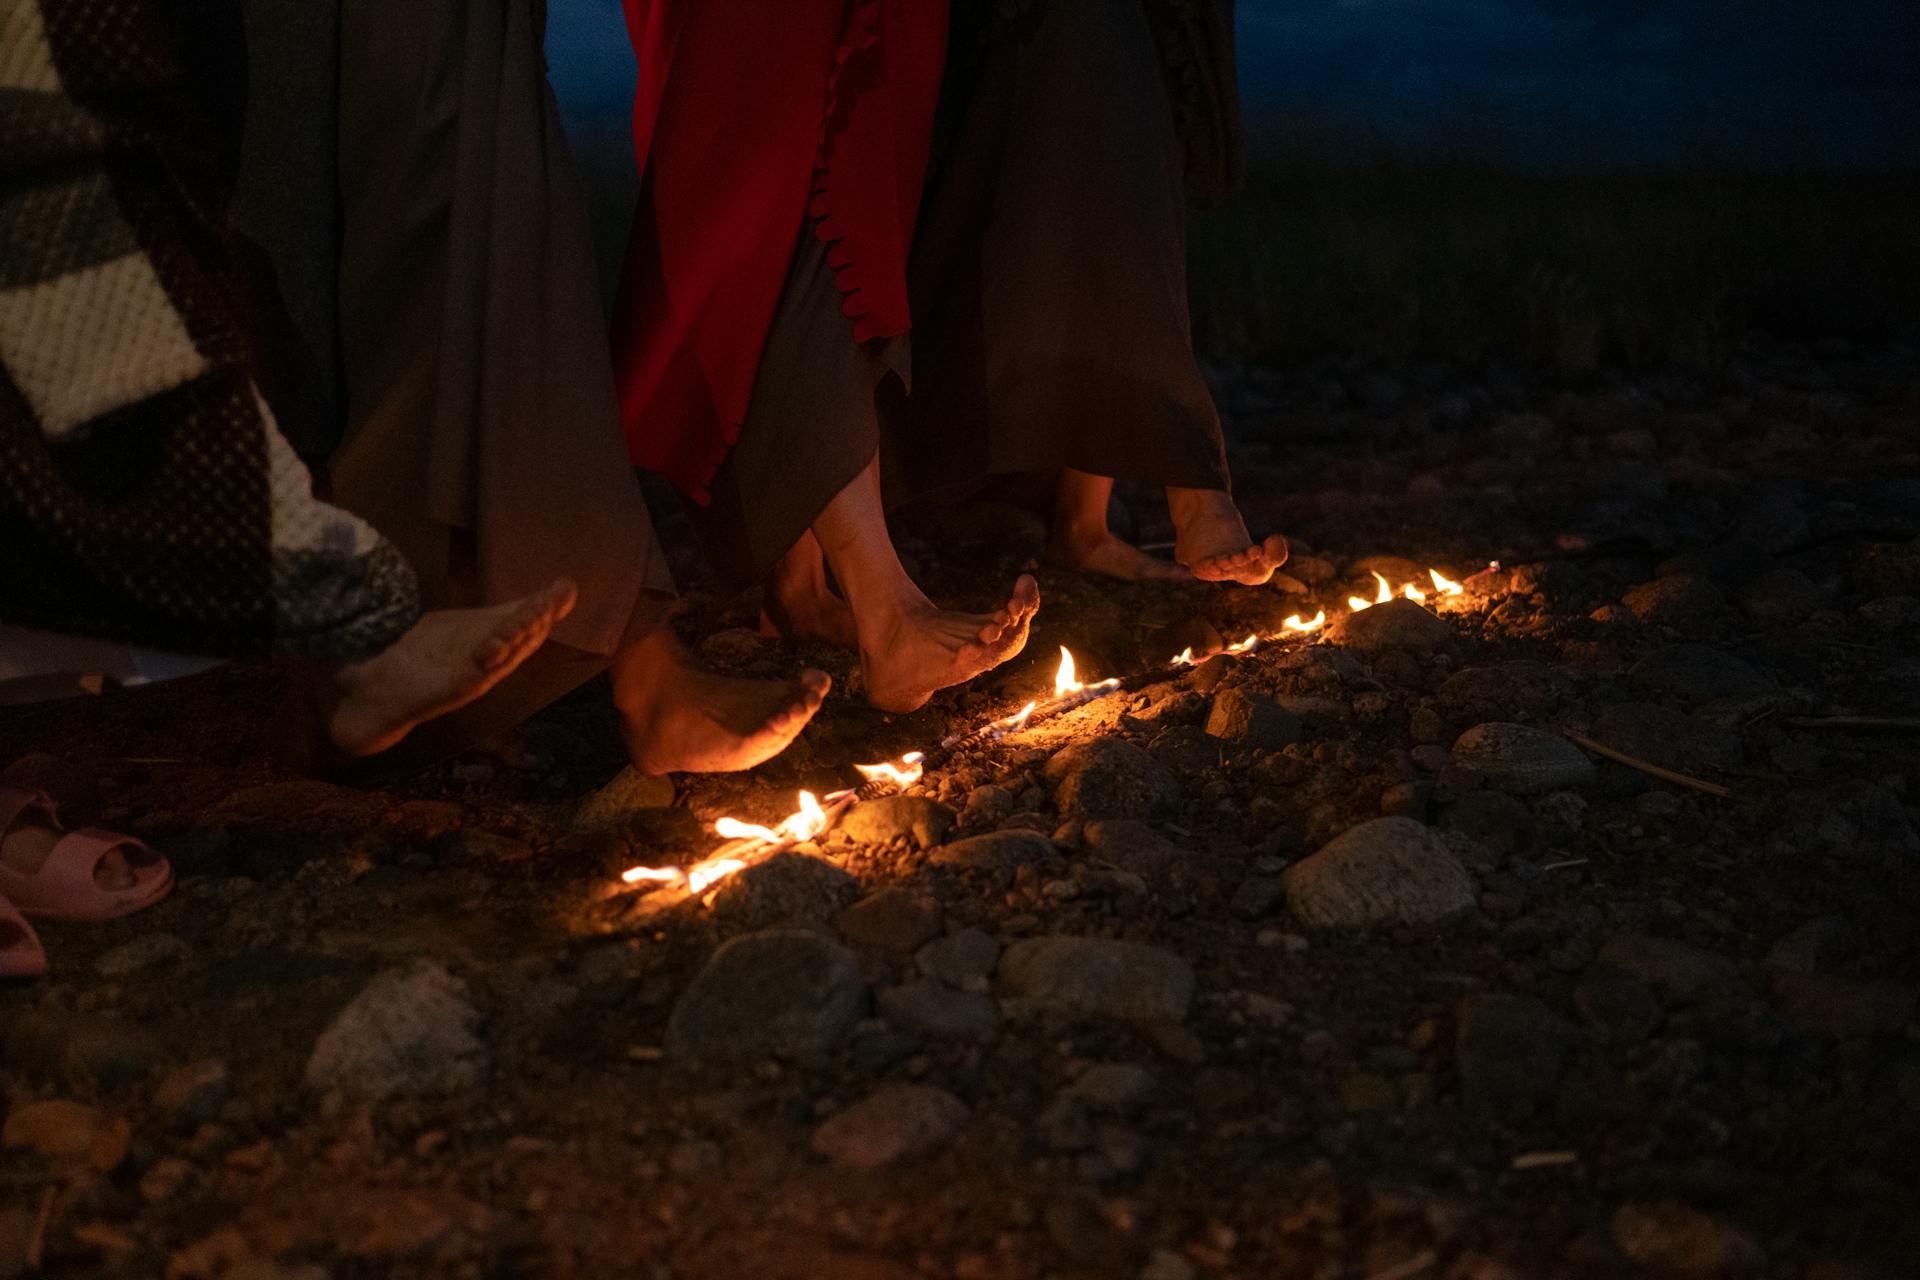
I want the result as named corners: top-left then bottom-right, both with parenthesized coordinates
top-left (1228, 634), bottom-right (1259, 653)
top-left (686, 859), bottom-right (746, 895)
top-left (1402, 582), bottom-right (1427, 602)
top-left (1429, 568), bottom-right (1464, 596)
top-left (621, 866), bottom-right (681, 885)
top-left (854, 751), bottom-right (925, 789)
top-left (1170, 647), bottom-right (1195, 667)
top-left (1283, 610), bottom-right (1326, 633)
top-left (714, 816), bottom-right (781, 843)
top-left (1348, 571), bottom-right (1395, 612)
top-left (1002, 700), bottom-right (1038, 732)
top-left (1053, 646), bottom-right (1083, 696)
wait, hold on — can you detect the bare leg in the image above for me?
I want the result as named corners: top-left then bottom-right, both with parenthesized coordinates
top-left (812, 456), bottom-right (1039, 713)
top-left (1168, 486), bottom-right (1289, 586)
top-left (1047, 469), bottom-right (1190, 582)
top-left (763, 530), bottom-right (858, 649)
top-left (612, 625), bottom-right (829, 775)
top-left (328, 578), bottom-right (578, 756)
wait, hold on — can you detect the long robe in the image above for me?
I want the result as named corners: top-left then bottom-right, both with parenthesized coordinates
top-left (611, 0), bottom-right (948, 505)
top-left (320, 0), bottom-right (672, 660)
top-left (668, 0), bottom-right (1242, 593)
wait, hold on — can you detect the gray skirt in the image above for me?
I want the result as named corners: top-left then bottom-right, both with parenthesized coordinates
top-left (701, 0), bottom-right (1230, 593)
top-left (235, 0), bottom-right (672, 660)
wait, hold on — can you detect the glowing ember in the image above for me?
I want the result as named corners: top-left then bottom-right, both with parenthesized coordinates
top-left (1053, 646), bottom-right (1083, 696)
top-left (1284, 610), bottom-right (1326, 633)
top-left (1228, 634), bottom-right (1259, 653)
top-left (854, 751), bottom-right (925, 788)
top-left (1429, 568), bottom-right (1464, 596)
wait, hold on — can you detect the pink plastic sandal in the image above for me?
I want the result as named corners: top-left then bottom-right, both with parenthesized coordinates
top-left (0, 785), bottom-right (173, 923)
top-left (0, 895), bottom-right (47, 978)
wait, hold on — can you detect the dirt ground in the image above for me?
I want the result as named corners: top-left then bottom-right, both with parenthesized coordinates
top-left (3, 337), bottom-right (1918, 1280)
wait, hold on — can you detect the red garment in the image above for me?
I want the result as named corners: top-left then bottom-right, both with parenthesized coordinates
top-left (612, 0), bottom-right (947, 504)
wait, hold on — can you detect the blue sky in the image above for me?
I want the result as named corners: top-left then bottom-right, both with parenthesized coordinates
top-left (548, 0), bottom-right (1920, 169)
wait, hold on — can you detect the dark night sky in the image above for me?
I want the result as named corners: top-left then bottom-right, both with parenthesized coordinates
top-left (548, 0), bottom-right (1920, 169)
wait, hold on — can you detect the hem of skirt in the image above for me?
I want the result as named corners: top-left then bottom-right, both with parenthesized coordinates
top-left (806, 0), bottom-right (897, 346)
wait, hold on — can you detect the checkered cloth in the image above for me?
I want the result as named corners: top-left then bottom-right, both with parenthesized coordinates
top-left (0, 0), bottom-right (418, 662)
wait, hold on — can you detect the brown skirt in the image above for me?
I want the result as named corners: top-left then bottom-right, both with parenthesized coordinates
top-left (704, 0), bottom-right (1228, 593)
top-left (326, 0), bottom-right (672, 658)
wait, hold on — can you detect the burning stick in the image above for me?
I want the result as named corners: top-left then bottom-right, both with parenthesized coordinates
top-left (615, 598), bottom-right (1348, 903)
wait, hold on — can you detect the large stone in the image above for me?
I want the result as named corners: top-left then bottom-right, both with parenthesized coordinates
top-left (1622, 574), bottom-right (1726, 628)
top-left (1044, 740), bottom-right (1179, 820)
top-left (840, 795), bottom-right (954, 849)
top-left (153, 1058), bottom-right (230, 1128)
top-left (1611, 1202), bottom-right (1764, 1275)
top-left (1596, 934), bottom-right (1739, 1003)
top-left (916, 929), bottom-right (1001, 992)
top-left (877, 980), bottom-right (999, 1041)
top-left (572, 767), bottom-right (676, 829)
top-left (1080, 820), bottom-right (1185, 875)
top-left (835, 887), bottom-right (943, 952)
top-left (1146, 725), bottom-right (1224, 776)
top-left (1456, 993), bottom-right (1580, 1117)
top-left (811, 1085), bottom-right (969, 1170)
top-left (305, 962), bottom-right (488, 1100)
top-left (928, 829), bottom-right (1055, 872)
top-left (666, 929), bottom-right (868, 1065)
top-left (1451, 723), bottom-right (1596, 795)
top-left (2, 1099), bottom-right (129, 1172)
top-left (707, 854), bottom-right (860, 932)
top-left (1282, 818), bottom-right (1477, 927)
top-left (1203, 689), bottom-right (1303, 751)
top-left (1331, 598), bottom-right (1452, 655)
top-left (999, 937), bottom-right (1194, 1024)
top-left (1629, 645), bottom-right (1775, 706)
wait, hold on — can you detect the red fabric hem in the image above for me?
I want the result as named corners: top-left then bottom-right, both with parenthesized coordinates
top-left (808, 0), bottom-right (890, 343)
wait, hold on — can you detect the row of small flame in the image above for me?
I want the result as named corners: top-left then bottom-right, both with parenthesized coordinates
top-left (620, 565), bottom-right (1473, 897)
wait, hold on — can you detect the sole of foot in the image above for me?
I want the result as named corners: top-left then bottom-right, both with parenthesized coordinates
top-left (860, 575), bottom-right (1041, 714)
top-left (328, 578), bottom-right (578, 758)
top-left (1169, 488), bottom-right (1289, 586)
top-left (613, 629), bottom-right (831, 775)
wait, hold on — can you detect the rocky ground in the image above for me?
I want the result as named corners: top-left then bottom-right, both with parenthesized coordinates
top-left (3, 335), bottom-right (1919, 1280)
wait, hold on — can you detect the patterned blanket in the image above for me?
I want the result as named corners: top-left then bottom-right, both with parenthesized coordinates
top-left (0, 0), bottom-right (418, 662)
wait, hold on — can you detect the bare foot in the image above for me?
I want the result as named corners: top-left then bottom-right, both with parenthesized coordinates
top-left (612, 627), bottom-right (830, 775)
top-left (762, 531), bottom-right (858, 649)
top-left (1168, 487), bottom-right (1289, 585)
top-left (1, 803), bottom-right (133, 890)
top-left (1048, 522), bottom-right (1191, 583)
top-left (328, 579), bottom-right (578, 757)
top-left (859, 575), bottom-right (1040, 714)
